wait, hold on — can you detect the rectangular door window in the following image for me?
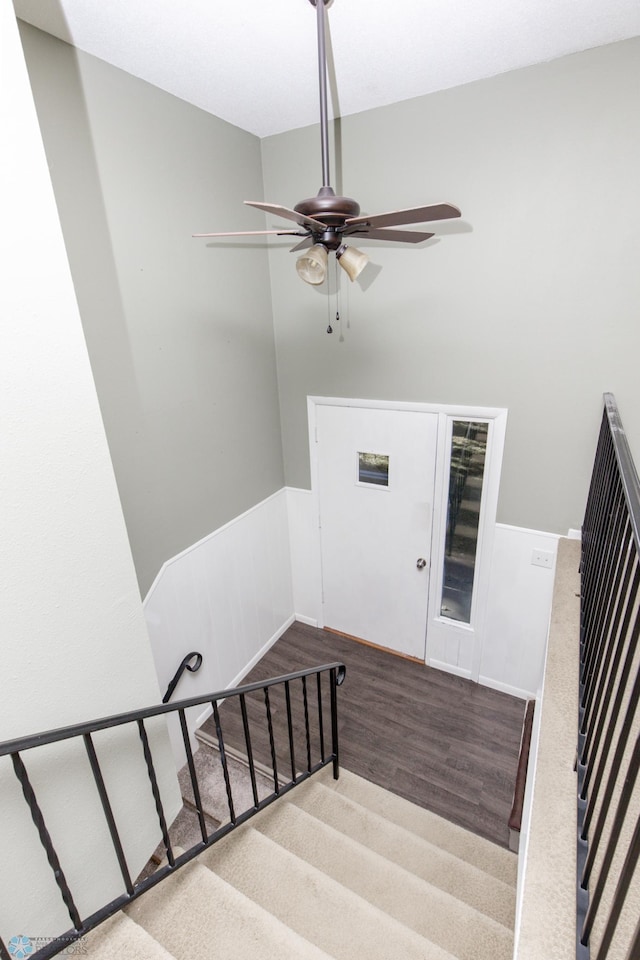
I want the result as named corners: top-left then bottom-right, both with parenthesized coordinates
top-left (357, 451), bottom-right (390, 487)
top-left (440, 420), bottom-right (488, 623)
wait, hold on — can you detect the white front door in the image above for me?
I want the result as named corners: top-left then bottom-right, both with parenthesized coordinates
top-left (315, 404), bottom-right (438, 660)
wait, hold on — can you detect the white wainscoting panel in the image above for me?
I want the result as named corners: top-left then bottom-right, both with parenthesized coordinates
top-left (146, 490), bottom-right (559, 769)
top-left (480, 524), bottom-right (559, 699)
top-left (144, 489), bottom-right (294, 768)
top-left (286, 487), bottom-right (322, 626)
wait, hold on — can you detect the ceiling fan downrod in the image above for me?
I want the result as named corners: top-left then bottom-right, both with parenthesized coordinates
top-left (310, 0), bottom-right (331, 189)
top-left (297, 0), bottom-right (360, 242)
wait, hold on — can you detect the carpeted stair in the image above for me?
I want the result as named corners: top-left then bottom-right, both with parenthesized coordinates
top-left (85, 754), bottom-right (517, 960)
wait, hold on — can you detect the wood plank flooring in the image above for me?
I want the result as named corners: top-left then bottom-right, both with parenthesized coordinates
top-left (203, 622), bottom-right (525, 848)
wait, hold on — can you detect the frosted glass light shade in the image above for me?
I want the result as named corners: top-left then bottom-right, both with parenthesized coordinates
top-left (336, 244), bottom-right (369, 282)
top-left (296, 244), bottom-right (328, 285)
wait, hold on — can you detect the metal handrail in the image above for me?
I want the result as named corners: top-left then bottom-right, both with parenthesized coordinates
top-left (577, 393), bottom-right (640, 960)
top-left (161, 651), bottom-right (203, 703)
top-left (0, 661), bottom-right (346, 960)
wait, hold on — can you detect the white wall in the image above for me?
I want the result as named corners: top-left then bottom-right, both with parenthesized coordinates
top-left (144, 490), bottom-right (295, 767)
top-left (1, 6), bottom-right (180, 940)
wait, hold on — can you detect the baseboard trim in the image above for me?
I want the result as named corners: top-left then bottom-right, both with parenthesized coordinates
top-left (193, 613), bottom-right (296, 730)
top-left (428, 659), bottom-right (472, 680)
top-left (478, 674), bottom-right (534, 700)
top-left (295, 614), bottom-right (319, 628)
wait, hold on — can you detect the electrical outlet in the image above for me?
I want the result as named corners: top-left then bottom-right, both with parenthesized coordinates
top-left (531, 549), bottom-right (554, 569)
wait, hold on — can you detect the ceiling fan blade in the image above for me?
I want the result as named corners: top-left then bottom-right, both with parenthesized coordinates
top-left (290, 237), bottom-right (314, 253)
top-left (244, 201), bottom-right (327, 232)
top-left (193, 229), bottom-right (306, 238)
top-left (344, 227), bottom-right (435, 244)
top-left (346, 202), bottom-right (462, 230)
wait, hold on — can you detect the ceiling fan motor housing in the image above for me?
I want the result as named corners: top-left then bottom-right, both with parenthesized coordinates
top-left (294, 186), bottom-right (361, 247)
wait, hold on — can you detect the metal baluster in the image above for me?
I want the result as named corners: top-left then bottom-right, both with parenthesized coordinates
top-left (317, 672), bottom-right (325, 762)
top-left (581, 610), bottom-right (640, 838)
top-left (302, 676), bottom-right (312, 772)
top-left (239, 693), bottom-right (259, 808)
top-left (264, 688), bottom-right (279, 793)
top-left (83, 734), bottom-right (133, 894)
top-left (11, 752), bottom-right (82, 930)
top-left (582, 423), bottom-right (612, 602)
top-left (330, 667), bottom-right (340, 779)
top-left (178, 709), bottom-right (208, 842)
top-left (583, 474), bottom-right (624, 685)
top-left (581, 416), bottom-right (608, 612)
top-left (583, 456), bottom-right (620, 681)
top-left (581, 486), bottom-right (627, 722)
top-left (284, 680), bottom-right (297, 782)
top-left (623, 913), bottom-right (640, 960)
top-left (582, 433), bottom-right (615, 653)
top-left (582, 411), bottom-right (609, 547)
top-left (212, 701), bottom-right (236, 823)
top-left (137, 719), bottom-right (174, 867)
top-left (581, 733), bottom-right (640, 936)
top-left (580, 551), bottom-right (638, 779)
top-left (592, 807), bottom-right (640, 960)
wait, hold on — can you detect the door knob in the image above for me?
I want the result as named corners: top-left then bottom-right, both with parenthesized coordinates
top-left (416, 558), bottom-right (427, 570)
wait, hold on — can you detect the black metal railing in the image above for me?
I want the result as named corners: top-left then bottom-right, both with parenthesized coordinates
top-left (0, 662), bottom-right (346, 960)
top-left (578, 393), bottom-right (640, 960)
top-left (162, 651), bottom-right (203, 703)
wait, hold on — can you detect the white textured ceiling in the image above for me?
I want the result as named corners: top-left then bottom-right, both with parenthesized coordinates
top-left (13, 0), bottom-right (640, 138)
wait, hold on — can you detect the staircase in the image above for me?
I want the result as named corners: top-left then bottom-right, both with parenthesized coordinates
top-left (83, 747), bottom-right (517, 960)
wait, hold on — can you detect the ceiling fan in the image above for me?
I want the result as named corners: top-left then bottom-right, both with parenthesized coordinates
top-left (194, 0), bottom-right (461, 286)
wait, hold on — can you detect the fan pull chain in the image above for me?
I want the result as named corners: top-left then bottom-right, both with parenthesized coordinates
top-left (327, 256), bottom-right (340, 336)
top-left (336, 257), bottom-right (344, 340)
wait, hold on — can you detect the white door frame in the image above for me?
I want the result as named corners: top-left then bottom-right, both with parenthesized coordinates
top-left (308, 396), bottom-right (508, 682)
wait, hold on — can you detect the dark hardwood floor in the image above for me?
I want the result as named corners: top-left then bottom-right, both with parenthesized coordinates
top-left (203, 622), bottom-right (525, 849)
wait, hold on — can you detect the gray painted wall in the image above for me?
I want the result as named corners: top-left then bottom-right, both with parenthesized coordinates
top-left (19, 24), bottom-right (285, 596)
top-left (262, 38), bottom-right (640, 536)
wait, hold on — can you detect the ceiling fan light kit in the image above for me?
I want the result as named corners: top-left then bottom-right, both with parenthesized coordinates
top-left (296, 244), bottom-right (328, 285)
top-left (335, 244), bottom-right (369, 283)
top-left (194, 0), bottom-right (461, 287)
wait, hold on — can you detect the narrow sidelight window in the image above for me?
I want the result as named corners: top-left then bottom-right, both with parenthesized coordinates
top-left (440, 421), bottom-right (488, 623)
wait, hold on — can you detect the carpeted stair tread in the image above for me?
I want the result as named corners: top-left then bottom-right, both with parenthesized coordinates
top-left (125, 858), bottom-right (334, 960)
top-left (83, 912), bottom-right (176, 960)
top-left (288, 777), bottom-right (516, 928)
top-left (179, 741), bottom-right (274, 825)
top-left (202, 825), bottom-right (460, 960)
top-left (329, 768), bottom-right (517, 885)
top-left (251, 799), bottom-right (514, 960)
